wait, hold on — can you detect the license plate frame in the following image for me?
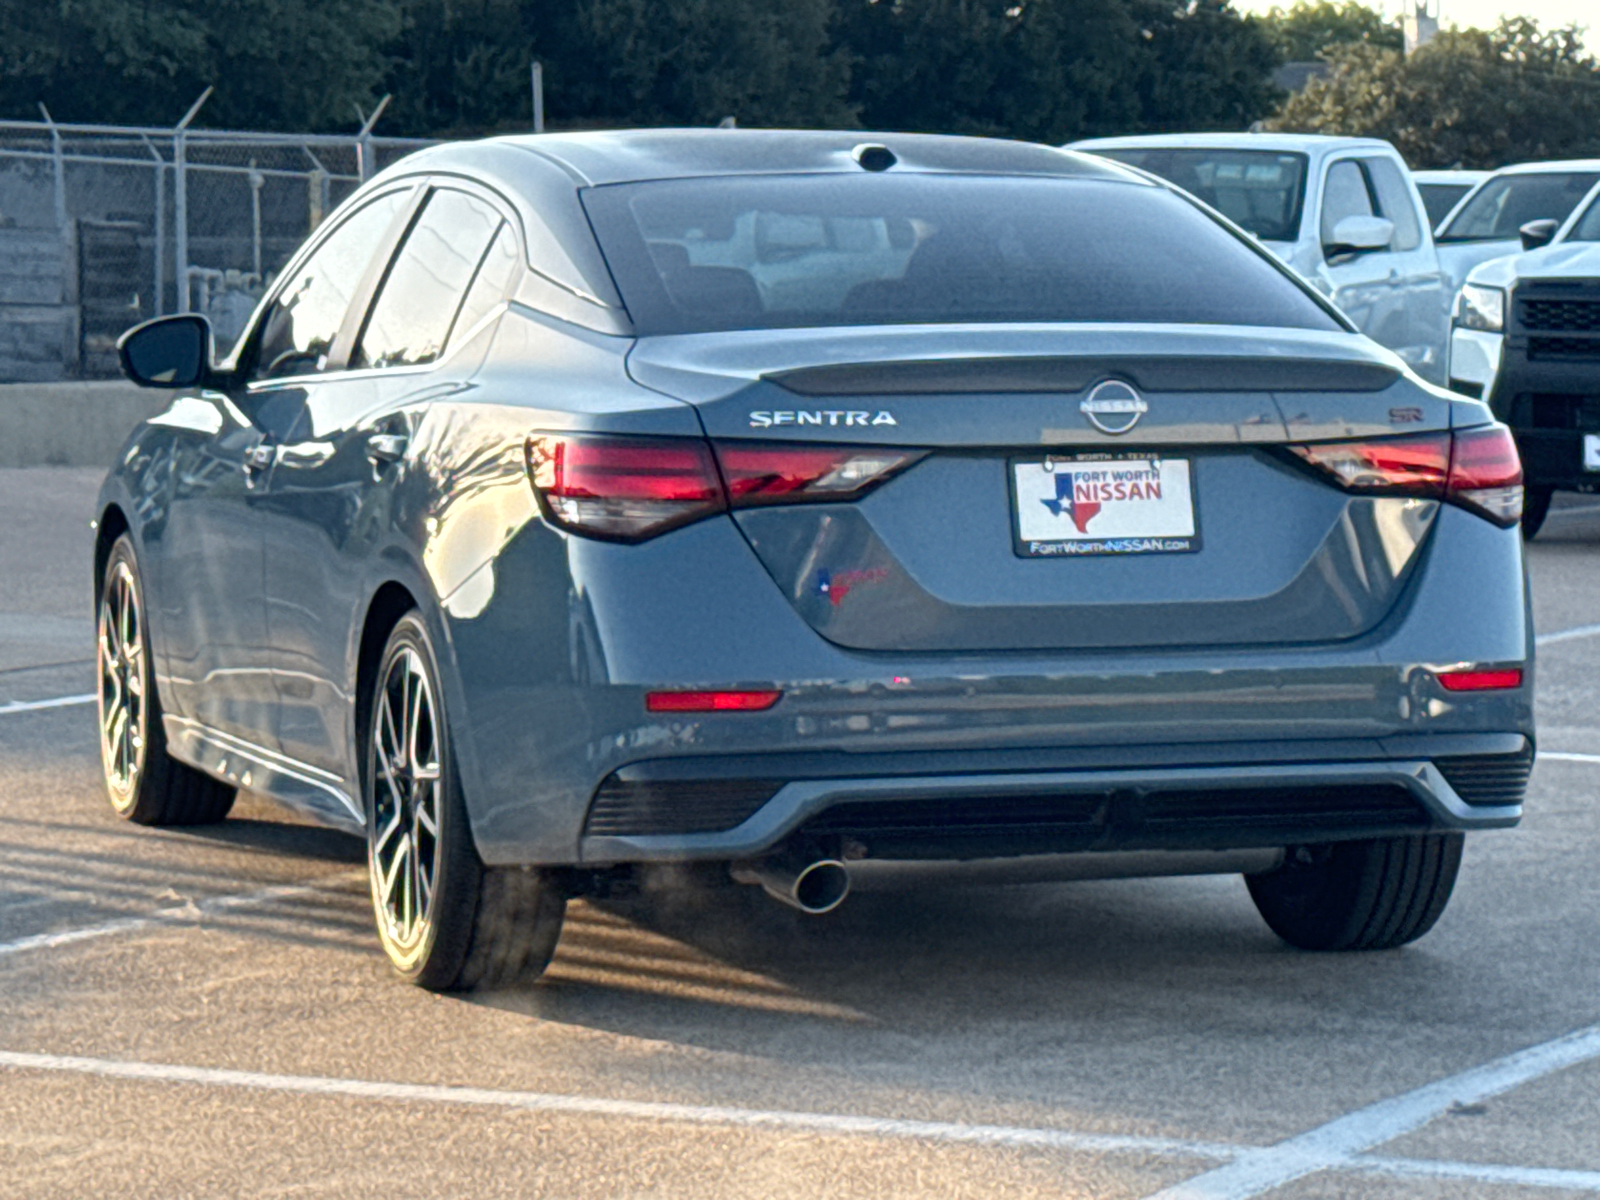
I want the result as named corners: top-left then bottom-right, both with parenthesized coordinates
top-left (1009, 452), bottom-right (1200, 558)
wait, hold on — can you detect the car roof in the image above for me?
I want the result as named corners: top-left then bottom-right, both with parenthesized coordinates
top-left (411, 128), bottom-right (1119, 187)
top-left (1067, 132), bottom-right (1397, 156)
top-left (1412, 169), bottom-right (1490, 183)
top-left (1490, 159), bottom-right (1600, 176)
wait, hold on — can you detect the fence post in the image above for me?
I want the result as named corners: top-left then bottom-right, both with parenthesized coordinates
top-left (141, 136), bottom-right (165, 317)
top-left (172, 87), bottom-right (213, 314)
top-left (37, 104), bottom-right (67, 233)
top-left (354, 95), bottom-right (391, 182)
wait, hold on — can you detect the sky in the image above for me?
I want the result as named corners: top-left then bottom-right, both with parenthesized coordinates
top-left (1232, 0), bottom-right (1596, 35)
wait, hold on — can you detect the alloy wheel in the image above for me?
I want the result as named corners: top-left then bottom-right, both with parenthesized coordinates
top-left (98, 560), bottom-right (146, 806)
top-left (370, 647), bottom-right (444, 953)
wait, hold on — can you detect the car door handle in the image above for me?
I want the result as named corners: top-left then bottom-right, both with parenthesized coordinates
top-left (365, 433), bottom-right (408, 465)
top-left (1388, 267), bottom-right (1402, 284)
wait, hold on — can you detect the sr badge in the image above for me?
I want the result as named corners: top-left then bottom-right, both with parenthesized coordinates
top-left (1080, 379), bottom-right (1147, 435)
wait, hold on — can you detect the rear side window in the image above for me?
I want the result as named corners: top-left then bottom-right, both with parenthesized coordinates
top-left (582, 174), bottom-right (1340, 336)
top-left (1320, 161), bottom-right (1376, 246)
top-left (1364, 158), bottom-right (1422, 251)
top-left (1090, 149), bottom-right (1308, 243)
top-left (449, 223), bottom-right (521, 344)
top-left (355, 189), bottom-right (503, 370)
top-left (1439, 172), bottom-right (1600, 242)
top-left (248, 189), bottom-right (411, 381)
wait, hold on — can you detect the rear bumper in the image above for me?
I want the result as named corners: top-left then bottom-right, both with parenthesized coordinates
top-left (440, 503), bottom-right (1532, 866)
top-left (579, 733), bottom-right (1531, 864)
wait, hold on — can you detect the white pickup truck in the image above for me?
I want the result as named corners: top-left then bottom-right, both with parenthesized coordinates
top-left (1069, 133), bottom-right (1450, 384)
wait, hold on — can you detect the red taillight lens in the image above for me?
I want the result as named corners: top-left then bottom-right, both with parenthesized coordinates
top-left (646, 690), bottom-right (783, 712)
top-left (526, 434), bottom-right (725, 542)
top-left (1447, 425), bottom-right (1524, 526)
top-left (713, 442), bottom-right (925, 506)
top-left (527, 433), bottom-right (926, 541)
top-left (1438, 668), bottom-right (1523, 692)
top-left (1289, 433), bottom-right (1450, 497)
top-left (1288, 425), bottom-right (1523, 527)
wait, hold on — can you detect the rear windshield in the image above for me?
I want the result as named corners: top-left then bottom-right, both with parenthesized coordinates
top-left (1416, 182), bottom-right (1474, 228)
top-left (1087, 149), bottom-right (1308, 242)
top-left (1438, 172), bottom-right (1600, 242)
top-left (581, 174), bottom-right (1339, 336)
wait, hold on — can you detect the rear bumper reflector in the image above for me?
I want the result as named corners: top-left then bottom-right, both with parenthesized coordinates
top-left (1438, 668), bottom-right (1524, 692)
top-left (646, 690), bottom-right (783, 713)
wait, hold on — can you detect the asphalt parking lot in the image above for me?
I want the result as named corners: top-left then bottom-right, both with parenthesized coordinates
top-left (2, 465), bottom-right (1598, 1199)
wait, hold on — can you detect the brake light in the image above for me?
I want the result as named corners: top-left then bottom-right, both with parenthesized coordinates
top-left (714, 443), bottom-right (924, 506)
top-left (1288, 425), bottom-right (1522, 527)
top-left (1438, 668), bottom-right (1523, 692)
top-left (1447, 425), bottom-right (1524, 526)
top-left (646, 690), bottom-right (783, 712)
top-left (526, 435), bottom-right (724, 542)
top-left (527, 434), bottom-right (923, 541)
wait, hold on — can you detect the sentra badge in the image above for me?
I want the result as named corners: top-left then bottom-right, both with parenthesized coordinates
top-left (750, 410), bottom-right (897, 428)
top-left (1080, 380), bottom-right (1147, 436)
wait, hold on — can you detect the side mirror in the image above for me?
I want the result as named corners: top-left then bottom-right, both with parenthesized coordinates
top-left (1519, 218), bottom-right (1559, 251)
top-left (1324, 215), bottom-right (1395, 260)
top-left (116, 314), bottom-right (216, 389)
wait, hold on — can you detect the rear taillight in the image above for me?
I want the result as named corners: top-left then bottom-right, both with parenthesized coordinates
top-left (714, 442), bottom-right (924, 507)
top-left (526, 435), bottom-right (723, 542)
top-left (1288, 425), bottom-right (1522, 527)
top-left (526, 434), bottom-right (920, 542)
top-left (1447, 425), bottom-right (1524, 526)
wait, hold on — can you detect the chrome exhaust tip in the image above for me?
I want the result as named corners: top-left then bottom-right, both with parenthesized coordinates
top-left (731, 852), bottom-right (851, 914)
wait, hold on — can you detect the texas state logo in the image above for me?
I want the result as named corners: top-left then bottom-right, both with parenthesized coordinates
top-left (1041, 471), bottom-right (1101, 533)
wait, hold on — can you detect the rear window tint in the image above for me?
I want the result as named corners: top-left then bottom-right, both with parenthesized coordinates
top-left (582, 174), bottom-right (1339, 336)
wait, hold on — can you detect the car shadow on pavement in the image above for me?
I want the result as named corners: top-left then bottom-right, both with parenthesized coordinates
top-left (471, 870), bottom-right (1473, 1059)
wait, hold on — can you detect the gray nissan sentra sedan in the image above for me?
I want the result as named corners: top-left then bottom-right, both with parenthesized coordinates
top-left (99, 130), bottom-right (1533, 991)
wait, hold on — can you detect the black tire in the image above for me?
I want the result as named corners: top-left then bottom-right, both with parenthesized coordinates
top-left (364, 613), bottom-right (565, 991)
top-left (98, 535), bottom-right (236, 826)
top-left (1246, 833), bottom-right (1463, 951)
top-left (1522, 487), bottom-right (1553, 540)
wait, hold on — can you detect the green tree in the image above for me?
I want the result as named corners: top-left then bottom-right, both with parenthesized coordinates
top-left (561, 0), bottom-right (856, 128)
top-left (0, 0), bottom-right (400, 130)
top-left (837, 0), bottom-right (1280, 144)
top-left (1270, 18), bottom-right (1600, 167)
top-left (1260, 0), bottom-right (1401, 62)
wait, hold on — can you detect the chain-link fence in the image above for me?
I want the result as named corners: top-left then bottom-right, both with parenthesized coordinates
top-left (0, 117), bottom-right (432, 381)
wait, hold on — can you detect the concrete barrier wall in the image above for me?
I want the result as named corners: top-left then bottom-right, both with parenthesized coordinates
top-left (0, 380), bottom-right (175, 468)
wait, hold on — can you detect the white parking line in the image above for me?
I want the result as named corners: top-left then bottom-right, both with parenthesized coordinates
top-left (1538, 750), bottom-right (1600, 765)
top-left (1537, 622), bottom-right (1600, 647)
top-left (1353, 1156), bottom-right (1600, 1192)
top-left (0, 1048), bottom-right (1242, 1160)
top-left (0, 693), bottom-right (95, 717)
top-left (0, 875), bottom-right (358, 961)
top-left (2, 1047), bottom-right (1599, 1193)
top-left (1144, 1022), bottom-right (1600, 1199)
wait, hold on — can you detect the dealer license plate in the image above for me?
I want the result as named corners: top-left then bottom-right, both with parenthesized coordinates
top-left (1011, 454), bottom-right (1198, 557)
